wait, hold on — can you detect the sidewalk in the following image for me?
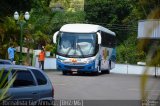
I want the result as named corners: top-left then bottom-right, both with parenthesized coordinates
top-left (111, 64), bottom-right (160, 76)
top-left (44, 63), bottom-right (160, 76)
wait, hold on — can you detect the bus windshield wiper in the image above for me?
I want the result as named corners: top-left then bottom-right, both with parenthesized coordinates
top-left (77, 44), bottom-right (85, 58)
top-left (65, 47), bottom-right (72, 57)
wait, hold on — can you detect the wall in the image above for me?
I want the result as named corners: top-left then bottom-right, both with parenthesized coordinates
top-left (34, 57), bottom-right (56, 69)
top-left (32, 50), bottom-right (56, 69)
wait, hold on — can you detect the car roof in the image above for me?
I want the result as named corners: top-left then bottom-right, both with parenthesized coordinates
top-left (0, 59), bottom-right (13, 64)
top-left (0, 64), bottom-right (41, 71)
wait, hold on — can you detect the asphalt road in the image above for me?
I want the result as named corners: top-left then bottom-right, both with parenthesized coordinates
top-left (47, 71), bottom-right (160, 101)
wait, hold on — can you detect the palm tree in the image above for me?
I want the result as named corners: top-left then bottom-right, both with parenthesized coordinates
top-left (138, 0), bottom-right (160, 103)
top-left (0, 69), bottom-right (16, 103)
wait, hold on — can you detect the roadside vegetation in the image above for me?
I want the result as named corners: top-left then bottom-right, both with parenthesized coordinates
top-left (1, 0), bottom-right (158, 65)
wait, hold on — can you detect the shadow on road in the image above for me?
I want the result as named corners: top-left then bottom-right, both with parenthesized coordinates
top-left (59, 72), bottom-right (109, 77)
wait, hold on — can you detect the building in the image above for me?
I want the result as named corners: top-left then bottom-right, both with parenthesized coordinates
top-left (138, 19), bottom-right (160, 39)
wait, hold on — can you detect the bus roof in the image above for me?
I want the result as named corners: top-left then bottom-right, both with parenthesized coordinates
top-left (60, 24), bottom-right (116, 36)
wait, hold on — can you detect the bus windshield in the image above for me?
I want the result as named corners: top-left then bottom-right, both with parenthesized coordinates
top-left (57, 32), bottom-right (97, 58)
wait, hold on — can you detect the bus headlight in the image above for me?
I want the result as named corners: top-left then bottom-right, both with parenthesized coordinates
top-left (88, 60), bottom-right (94, 64)
top-left (85, 57), bottom-right (95, 64)
top-left (57, 58), bottom-right (64, 62)
top-left (57, 56), bottom-right (66, 63)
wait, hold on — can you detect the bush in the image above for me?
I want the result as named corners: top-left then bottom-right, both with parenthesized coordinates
top-left (45, 44), bottom-right (53, 51)
top-left (116, 36), bottom-right (146, 64)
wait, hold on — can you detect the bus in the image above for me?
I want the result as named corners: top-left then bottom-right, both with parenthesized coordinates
top-left (53, 24), bottom-right (116, 75)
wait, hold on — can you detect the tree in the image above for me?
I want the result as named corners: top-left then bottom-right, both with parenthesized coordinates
top-left (50, 0), bottom-right (71, 10)
top-left (0, 0), bottom-right (53, 22)
top-left (84, 0), bottom-right (148, 64)
top-left (0, 0), bottom-right (32, 21)
top-left (139, 0), bottom-right (160, 18)
top-left (29, 4), bottom-right (85, 46)
top-left (0, 17), bottom-right (18, 59)
top-left (85, 0), bottom-right (135, 44)
top-left (117, 35), bottom-right (146, 64)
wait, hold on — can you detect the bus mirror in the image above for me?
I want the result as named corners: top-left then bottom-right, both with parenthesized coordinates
top-left (97, 32), bottom-right (101, 44)
top-left (53, 31), bottom-right (59, 44)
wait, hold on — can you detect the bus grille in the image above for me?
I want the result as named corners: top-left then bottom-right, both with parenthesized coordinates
top-left (64, 66), bottom-right (85, 69)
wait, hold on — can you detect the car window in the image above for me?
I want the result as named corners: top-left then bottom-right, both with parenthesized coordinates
top-left (30, 69), bottom-right (47, 85)
top-left (0, 71), bottom-right (8, 88)
top-left (12, 70), bottom-right (35, 87)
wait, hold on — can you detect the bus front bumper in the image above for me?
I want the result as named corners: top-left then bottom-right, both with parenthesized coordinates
top-left (57, 60), bottom-right (96, 72)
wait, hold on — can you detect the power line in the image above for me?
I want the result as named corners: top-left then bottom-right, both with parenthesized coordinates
top-left (45, 19), bottom-right (139, 31)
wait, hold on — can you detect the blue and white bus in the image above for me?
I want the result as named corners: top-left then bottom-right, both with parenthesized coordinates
top-left (53, 24), bottom-right (116, 75)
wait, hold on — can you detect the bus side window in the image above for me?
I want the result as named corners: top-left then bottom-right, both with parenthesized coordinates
top-left (101, 31), bottom-right (116, 48)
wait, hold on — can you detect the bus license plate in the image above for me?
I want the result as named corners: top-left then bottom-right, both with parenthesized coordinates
top-left (71, 69), bottom-right (78, 72)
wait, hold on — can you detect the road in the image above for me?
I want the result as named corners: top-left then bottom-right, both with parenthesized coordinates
top-left (47, 71), bottom-right (160, 101)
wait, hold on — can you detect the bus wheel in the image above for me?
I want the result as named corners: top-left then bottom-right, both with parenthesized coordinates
top-left (69, 71), bottom-right (73, 75)
top-left (106, 70), bottom-right (110, 74)
top-left (77, 71), bottom-right (83, 75)
top-left (106, 63), bottom-right (111, 74)
top-left (62, 71), bottom-right (67, 75)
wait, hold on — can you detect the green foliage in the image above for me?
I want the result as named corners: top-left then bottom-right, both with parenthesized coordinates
top-left (0, 0), bottom-right (158, 64)
top-left (0, 0), bottom-right (85, 60)
top-left (85, 0), bottom-right (136, 45)
top-left (45, 44), bottom-right (54, 51)
top-left (0, 17), bottom-right (18, 59)
top-left (50, 0), bottom-right (71, 10)
top-left (45, 44), bottom-right (57, 57)
top-left (0, 68), bottom-right (16, 102)
top-left (0, 0), bottom-right (32, 20)
top-left (116, 35), bottom-right (146, 64)
top-left (51, 46), bottom-right (56, 54)
top-left (137, 0), bottom-right (160, 104)
top-left (52, 11), bottom-right (85, 24)
top-left (33, 31), bottom-right (51, 47)
top-left (85, 0), bottom-right (134, 24)
top-left (29, 6), bottom-right (85, 47)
